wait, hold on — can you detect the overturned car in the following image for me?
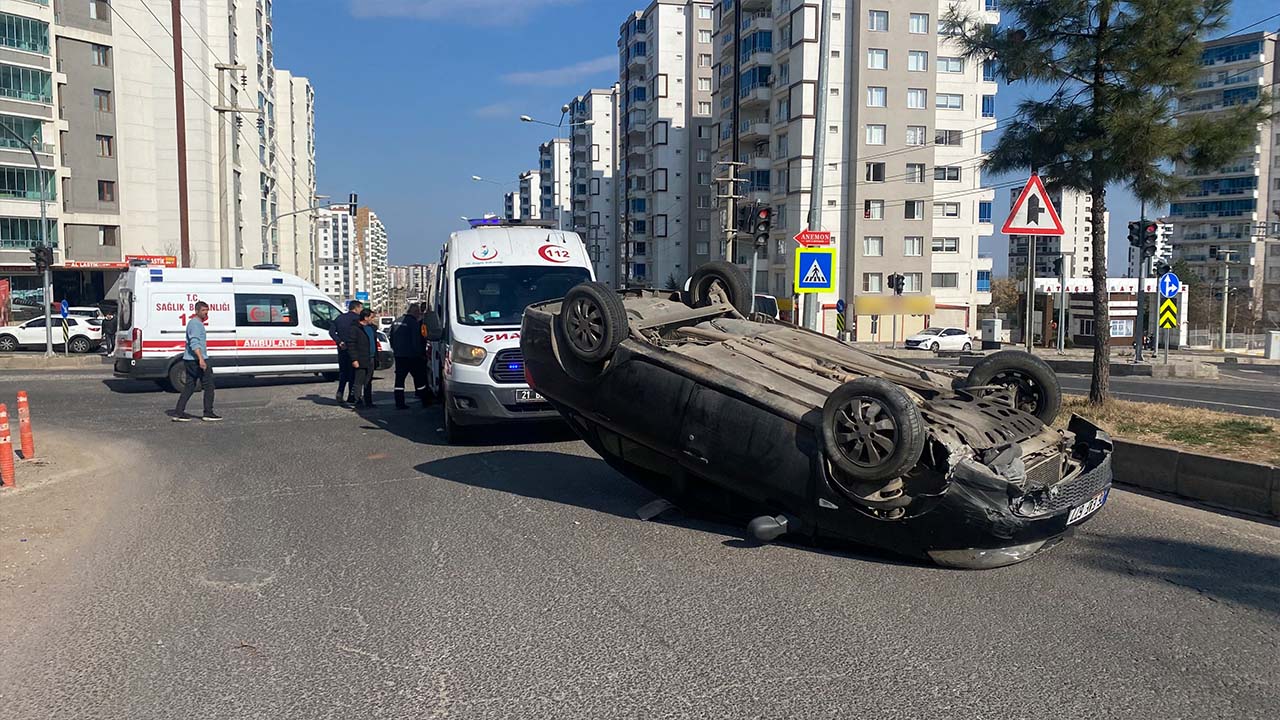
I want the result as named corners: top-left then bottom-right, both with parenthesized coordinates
top-left (520, 263), bottom-right (1113, 569)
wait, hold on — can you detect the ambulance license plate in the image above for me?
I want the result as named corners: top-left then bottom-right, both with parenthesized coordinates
top-left (1067, 490), bottom-right (1108, 525)
top-left (515, 389), bottom-right (544, 404)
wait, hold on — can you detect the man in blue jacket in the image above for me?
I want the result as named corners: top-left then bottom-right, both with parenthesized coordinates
top-left (330, 299), bottom-right (363, 404)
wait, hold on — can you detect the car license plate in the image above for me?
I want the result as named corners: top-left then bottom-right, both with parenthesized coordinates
top-left (515, 389), bottom-right (543, 403)
top-left (1067, 489), bottom-right (1108, 525)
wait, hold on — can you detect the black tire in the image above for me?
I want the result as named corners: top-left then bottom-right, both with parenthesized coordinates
top-left (822, 378), bottom-right (926, 484)
top-left (442, 391), bottom-right (466, 444)
top-left (167, 361), bottom-right (188, 394)
top-left (964, 350), bottom-right (1061, 424)
top-left (68, 336), bottom-right (91, 354)
top-left (962, 342), bottom-right (972, 352)
top-left (560, 282), bottom-right (628, 364)
top-left (930, 341), bottom-right (940, 352)
top-left (0, 334), bottom-right (17, 352)
top-left (688, 261), bottom-right (752, 316)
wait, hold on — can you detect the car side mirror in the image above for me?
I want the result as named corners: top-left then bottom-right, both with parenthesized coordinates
top-left (423, 313), bottom-right (444, 342)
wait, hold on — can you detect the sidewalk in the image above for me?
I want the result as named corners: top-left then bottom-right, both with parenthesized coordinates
top-left (0, 353), bottom-right (113, 371)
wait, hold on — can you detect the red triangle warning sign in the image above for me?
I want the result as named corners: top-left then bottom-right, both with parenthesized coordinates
top-left (1002, 174), bottom-right (1065, 236)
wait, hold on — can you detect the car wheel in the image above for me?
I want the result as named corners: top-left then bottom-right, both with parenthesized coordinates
top-left (68, 336), bottom-right (92, 354)
top-left (0, 334), bottom-right (17, 352)
top-left (822, 378), bottom-right (926, 485)
top-left (963, 350), bottom-right (1061, 424)
top-left (167, 361), bottom-right (188, 394)
top-left (561, 281), bottom-right (628, 364)
top-left (930, 341), bottom-right (940, 352)
top-left (688, 261), bottom-right (753, 316)
top-left (442, 391), bottom-right (466, 444)
top-left (962, 342), bottom-right (972, 352)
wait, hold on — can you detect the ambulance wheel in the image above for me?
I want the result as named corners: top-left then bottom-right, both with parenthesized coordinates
top-left (442, 392), bottom-right (467, 444)
top-left (166, 362), bottom-right (188, 394)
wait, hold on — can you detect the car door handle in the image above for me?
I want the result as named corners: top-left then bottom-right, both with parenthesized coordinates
top-left (307, 333), bottom-right (320, 337)
top-left (290, 332), bottom-right (303, 336)
top-left (681, 449), bottom-right (709, 465)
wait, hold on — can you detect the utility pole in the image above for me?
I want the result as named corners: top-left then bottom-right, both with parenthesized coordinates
top-left (1057, 252), bottom-right (1072, 354)
top-left (1024, 235), bottom-right (1037, 351)
top-left (171, 0), bottom-right (192, 267)
top-left (716, 161), bottom-right (746, 264)
top-left (1134, 201), bottom-right (1146, 362)
top-left (1220, 251), bottom-right (1233, 350)
top-left (804, 0), bottom-right (833, 332)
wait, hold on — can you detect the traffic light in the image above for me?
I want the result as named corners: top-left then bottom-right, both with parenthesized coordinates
top-left (30, 245), bottom-right (52, 271)
top-left (1127, 220), bottom-right (1142, 248)
top-left (888, 273), bottom-right (905, 295)
top-left (752, 206), bottom-right (771, 246)
top-left (1052, 256), bottom-right (1063, 276)
top-left (1142, 221), bottom-right (1159, 257)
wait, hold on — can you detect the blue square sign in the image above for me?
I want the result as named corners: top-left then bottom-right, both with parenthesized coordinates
top-left (794, 247), bottom-right (836, 294)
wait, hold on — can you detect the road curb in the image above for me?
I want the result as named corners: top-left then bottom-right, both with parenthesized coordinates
top-left (1113, 439), bottom-right (1279, 519)
top-left (0, 355), bottom-right (111, 371)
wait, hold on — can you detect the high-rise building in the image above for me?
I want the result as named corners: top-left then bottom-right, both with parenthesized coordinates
top-left (617, 1), bottom-right (717, 287)
top-left (357, 207), bottom-right (389, 312)
top-left (274, 70), bottom-right (317, 282)
top-left (710, 0), bottom-right (999, 336)
top-left (317, 206), bottom-right (358, 301)
top-left (1007, 189), bottom-right (1104, 280)
top-left (519, 170), bottom-right (542, 220)
top-left (1167, 31), bottom-right (1279, 328)
top-left (568, 86), bottom-right (621, 284)
top-left (504, 191), bottom-right (521, 220)
top-left (539, 138), bottom-right (571, 229)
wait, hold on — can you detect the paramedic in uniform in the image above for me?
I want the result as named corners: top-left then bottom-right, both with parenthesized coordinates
top-left (391, 303), bottom-right (432, 409)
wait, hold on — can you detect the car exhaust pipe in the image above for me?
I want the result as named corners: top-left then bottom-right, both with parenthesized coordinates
top-left (748, 514), bottom-right (789, 542)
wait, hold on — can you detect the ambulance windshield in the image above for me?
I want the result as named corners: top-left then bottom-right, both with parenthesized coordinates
top-left (454, 266), bottom-right (591, 326)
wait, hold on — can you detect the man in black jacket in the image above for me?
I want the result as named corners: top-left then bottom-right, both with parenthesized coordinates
top-left (347, 309), bottom-right (376, 409)
top-left (330, 299), bottom-right (363, 403)
top-left (391, 303), bottom-right (431, 409)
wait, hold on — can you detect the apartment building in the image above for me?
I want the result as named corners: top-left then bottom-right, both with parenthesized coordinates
top-left (568, 86), bottom-right (621, 284)
top-left (274, 69), bottom-right (317, 282)
top-left (0, 1), bottom-right (318, 316)
top-left (519, 169), bottom-right (542, 220)
top-left (617, 0), bottom-right (717, 287)
top-left (538, 138), bottom-right (571, 229)
top-left (388, 263), bottom-right (434, 298)
top-left (316, 206), bottom-right (358, 301)
top-left (356, 207), bottom-right (389, 311)
top-left (1127, 217), bottom-right (1173, 280)
top-left (503, 190), bottom-right (520, 220)
top-left (1168, 31), bottom-right (1279, 328)
top-left (1007, 188), bottom-right (1104, 280)
top-left (711, 0), bottom-right (998, 336)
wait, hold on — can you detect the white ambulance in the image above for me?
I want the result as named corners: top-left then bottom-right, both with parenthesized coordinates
top-left (427, 219), bottom-right (594, 442)
top-left (113, 264), bottom-right (389, 391)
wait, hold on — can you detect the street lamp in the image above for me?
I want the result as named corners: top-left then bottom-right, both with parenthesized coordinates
top-left (0, 125), bottom-right (53, 356)
top-left (519, 111), bottom-right (596, 231)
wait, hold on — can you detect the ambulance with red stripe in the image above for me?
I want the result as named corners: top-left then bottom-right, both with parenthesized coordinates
top-left (113, 264), bottom-right (382, 391)
top-left (427, 218), bottom-right (594, 442)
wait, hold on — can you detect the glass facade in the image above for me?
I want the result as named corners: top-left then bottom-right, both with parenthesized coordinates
top-left (0, 64), bottom-right (52, 103)
top-left (0, 217), bottom-right (57, 248)
top-left (0, 166), bottom-right (55, 200)
top-left (0, 114), bottom-right (43, 149)
top-left (0, 12), bottom-right (49, 54)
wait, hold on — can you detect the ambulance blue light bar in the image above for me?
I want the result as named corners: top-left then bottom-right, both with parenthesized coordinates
top-left (466, 218), bottom-right (558, 229)
top-left (468, 217), bottom-right (503, 227)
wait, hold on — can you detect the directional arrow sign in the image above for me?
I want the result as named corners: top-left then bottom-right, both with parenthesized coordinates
top-left (1159, 298), bottom-right (1178, 329)
top-left (1159, 272), bottom-right (1181, 299)
top-left (1002, 174), bottom-right (1065, 236)
top-left (793, 229), bottom-right (832, 247)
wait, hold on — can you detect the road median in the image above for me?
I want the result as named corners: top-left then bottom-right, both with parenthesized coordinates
top-left (1113, 440), bottom-right (1279, 519)
top-left (0, 354), bottom-right (112, 371)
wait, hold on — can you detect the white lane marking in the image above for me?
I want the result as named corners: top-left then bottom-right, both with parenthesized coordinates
top-left (1062, 388), bottom-right (1278, 414)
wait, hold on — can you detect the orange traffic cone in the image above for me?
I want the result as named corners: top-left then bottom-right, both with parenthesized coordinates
top-left (0, 404), bottom-right (14, 488)
top-left (16, 391), bottom-right (34, 460)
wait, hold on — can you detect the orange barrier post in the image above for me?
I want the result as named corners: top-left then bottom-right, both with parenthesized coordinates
top-left (0, 404), bottom-right (14, 488)
top-left (16, 391), bottom-right (34, 460)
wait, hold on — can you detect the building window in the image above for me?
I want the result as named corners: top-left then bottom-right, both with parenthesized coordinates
top-left (983, 61), bottom-right (997, 82)
top-left (697, 77), bottom-right (712, 91)
top-left (977, 270), bottom-right (992, 292)
top-left (907, 88), bottom-right (927, 109)
top-left (864, 236), bottom-right (884, 256)
top-left (938, 56), bottom-right (965, 73)
top-left (867, 48), bottom-right (887, 70)
top-left (697, 53), bottom-right (712, 68)
top-left (908, 51), bottom-right (928, 72)
top-left (89, 1), bottom-right (110, 21)
top-left (98, 225), bottom-right (117, 247)
top-left (696, 218), bottom-right (710, 232)
top-left (698, 30), bottom-right (711, 44)
top-left (904, 236), bottom-right (923, 256)
top-left (698, 6), bottom-right (712, 19)
top-left (931, 272), bottom-right (959, 288)
top-left (903, 273), bottom-right (923, 293)
top-left (697, 195), bottom-right (711, 209)
top-left (906, 125), bottom-right (927, 145)
top-left (863, 273), bottom-right (883, 293)
top-left (937, 93), bottom-right (963, 110)
top-left (864, 200), bottom-right (884, 220)
top-left (94, 88), bottom-right (112, 112)
top-left (978, 201), bottom-right (993, 223)
top-left (96, 134), bottom-right (113, 157)
top-left (98, 180), bottom-right (115, 202)
top-left (865, 162), bottom-right (885, 182)
top-left (867, 86), bottom-right (887, 107)
top-left (0, 167), bottom-right (54, 201)
top-left (909, 13), bottom-right (929, 33)
top-left (934, 166), bottom-right (961, 182)
top-left (935, 129), bottom-right (963, 146)
top-left (697, 101), bottom-right (711, 115)
top-left (931, 237), bottom-right (960, 253)
top-left (982, 94), bottom-right (996, 117)
top-left (0, 65), bottom-right (52, 103)
top-left (934, 202), bottom-right (961, 218)
top-left (865, 124), bottom-right (886, 145)
top-left (777, 61), bottom-right (790, 84)
top-left (91, 44), bottom-right (111, 67)
top-left (869, 10), bottom-right (889, 31)
top-left (905, 200), bottom-right (925, 219)
top-left (0, 13), bottom-right (50, 55)
top-left (906, 163), bottom-right (926, 183)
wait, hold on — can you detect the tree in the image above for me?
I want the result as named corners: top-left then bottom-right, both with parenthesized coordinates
top-left (983, 278), bottom-right (1021, 319)
top-left (947, 0), bottom-right (1269, 404)
top-left (665, 273), bottom-right (680, 291)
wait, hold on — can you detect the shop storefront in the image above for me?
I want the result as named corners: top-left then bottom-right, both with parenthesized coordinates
top-left (1, 256), bottom-right (176, 323)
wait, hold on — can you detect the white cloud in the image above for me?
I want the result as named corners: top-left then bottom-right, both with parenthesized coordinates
top-left (472, 102), bottom-right (517, 119)
top-left (351, 0), bottom-right (583, 24)
top-left (500, 55), bottom-right (616, 87)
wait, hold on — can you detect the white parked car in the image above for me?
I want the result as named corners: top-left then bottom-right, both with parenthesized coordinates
top-left (0, 316), bottom-right (104, 353)
top-left (903, 326), bottom-right (972, 352)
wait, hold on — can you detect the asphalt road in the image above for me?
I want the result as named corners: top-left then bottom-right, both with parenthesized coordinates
top-left (1, 370), bottom-right (1278, 719)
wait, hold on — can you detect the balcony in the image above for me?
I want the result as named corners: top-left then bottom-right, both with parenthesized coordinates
top-left (739, 118), bottom-right (771, 142)
top-left (740, 85), bottom-right (771, 109)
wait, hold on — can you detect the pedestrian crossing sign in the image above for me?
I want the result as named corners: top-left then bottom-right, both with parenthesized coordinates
top-left (794, 247), bottom-right (836, 294)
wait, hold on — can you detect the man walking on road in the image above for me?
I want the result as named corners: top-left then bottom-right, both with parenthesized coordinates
top-left (173, 301), bottom-right (220, 422)
top-left (331, 299), bottom-right (363, 404)
top-left (391, 303), bottom-right (432, 410)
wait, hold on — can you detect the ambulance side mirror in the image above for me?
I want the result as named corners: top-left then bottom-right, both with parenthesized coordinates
top-left (423, 312), bottom-right (444, 342)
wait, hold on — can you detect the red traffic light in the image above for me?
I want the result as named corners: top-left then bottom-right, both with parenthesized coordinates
top-left (1144, 223), bottom-right (1158, 234)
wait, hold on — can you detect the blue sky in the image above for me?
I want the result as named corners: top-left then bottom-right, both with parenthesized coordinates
top-left (273, 0), bottom-right (1278, 275)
